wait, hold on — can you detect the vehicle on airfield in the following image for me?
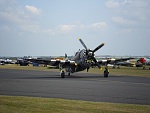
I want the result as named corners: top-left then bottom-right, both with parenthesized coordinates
top-left (25, 38), bottom-right (134, 78)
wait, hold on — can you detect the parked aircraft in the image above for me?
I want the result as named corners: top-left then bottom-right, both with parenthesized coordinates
top-left (114, 61), bottom-right (135, 67)
top-left (101, 58), bottom-right (135, 68)
top-left (0, 59), bottom-right (15, 65)
top-left (16, 58), bottom-right (29, 66)
top-left (25, 38), bottom-right (134, 78)
top-left (136, 57), bottom-right (150, 69)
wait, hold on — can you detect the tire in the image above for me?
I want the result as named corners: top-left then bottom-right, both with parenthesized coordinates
top-left (68, 72), bottom-right (70, 76)
top-left (61, 71), bottom-right (65, 78)
top-left (104, 70), bottom-right (108, 78)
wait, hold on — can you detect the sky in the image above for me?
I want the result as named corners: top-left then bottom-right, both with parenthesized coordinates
top-left (0, 0), bottom-right (150, 56)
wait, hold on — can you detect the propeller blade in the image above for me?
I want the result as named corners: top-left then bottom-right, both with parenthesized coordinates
top-left (93, 57), bottom-right (101, 69)
top-left (78, 38), bottom-right (88, 50)
top-left (93, 43), bottom-right (105, 53)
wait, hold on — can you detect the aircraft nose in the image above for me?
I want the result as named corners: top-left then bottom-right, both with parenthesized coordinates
top-left (88, 52), bottom-right (93, 56)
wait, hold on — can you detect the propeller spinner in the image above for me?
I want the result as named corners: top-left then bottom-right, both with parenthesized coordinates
top-left (78, 38), bottom-right (105, 69)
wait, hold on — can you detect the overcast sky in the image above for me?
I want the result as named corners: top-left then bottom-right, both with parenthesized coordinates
top-left (0, 0), bottom-right (150, 56)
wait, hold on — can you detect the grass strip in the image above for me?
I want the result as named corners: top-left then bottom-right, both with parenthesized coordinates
top-left (0, 96), bottom-right (150, 113)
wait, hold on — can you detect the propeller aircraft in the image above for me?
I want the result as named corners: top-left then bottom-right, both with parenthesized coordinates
top-left (136, 57), bottom-right (150, 70)
top-left (26, 38), bottom-right (133, 78)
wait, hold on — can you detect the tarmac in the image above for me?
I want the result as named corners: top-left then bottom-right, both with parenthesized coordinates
top-left (0, 69), bottom-right (150, 105)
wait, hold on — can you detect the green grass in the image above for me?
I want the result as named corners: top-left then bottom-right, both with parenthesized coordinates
top-left (0, 64), bottom-right (59, 72)
top-left (0, 64), bottom-right (150, 77)
top-left (86, 66), bottom-right (150, 77)
top-left (0, 96), bottom-right (150, 113)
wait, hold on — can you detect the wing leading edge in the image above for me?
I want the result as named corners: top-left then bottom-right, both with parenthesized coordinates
top-left (25, 58), bottom-right (77, 68)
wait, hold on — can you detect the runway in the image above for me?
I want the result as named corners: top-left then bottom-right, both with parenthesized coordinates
top-left (0, 69), bottom-right (150, 105)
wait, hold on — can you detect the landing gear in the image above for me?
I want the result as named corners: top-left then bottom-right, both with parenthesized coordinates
top-left (60, 71), bottom-right (71, 78)
top-left (60, 70), bottom-right (65, 78)
top-left (104, 67), bottom-right (109, 78)
top-left (65, 68), bottom-right (71, 76)
top-left (68, 72), bottom-right (70, 76)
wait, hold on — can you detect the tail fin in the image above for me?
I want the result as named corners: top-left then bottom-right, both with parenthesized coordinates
top-left (140, 58), bottom-right (146, 63)
top-left (65, 53), bottom-right (67, 58)
top-left (65, 53), bottom-right (68, 61)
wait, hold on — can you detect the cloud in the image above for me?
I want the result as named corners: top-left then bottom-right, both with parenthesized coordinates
top-left (89, 22), bottom-right (108, 30)
top-left (57, 24), bottom-right (75, 33)
top-left (122, 0), bottom-right (134, 5)
top-left (118, 0), bottom-right (150, 21)
top-left (44, 22), bottom-right (108, 35)
top-left (112, 16), bottom-right (135, 25)
top-left (43, 24), bottom-right (76, 35)
top-left (0, 0), bottom-right (22, 24)
top-left (19, 24), bottom-right (41, 33)
top-left (0, 11), bottom-right (23, 25)
top-left (0, 0), bottom-right (42, 34)
top-left (43, 29), bottom-right (55, 35)
top-left (25, 5), bottom-right (41, 15)
top-left (105, 0), bottom-right (120, 8)
top-left (44, 24), bottom-right (86, 35)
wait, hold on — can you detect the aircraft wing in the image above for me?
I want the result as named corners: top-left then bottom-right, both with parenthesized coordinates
top-left (25, 58), bottom-right (77, 68)
top-left (111, 57), bottom-right (134, 62)
top-left (97, 57), bottom-right (135, 65)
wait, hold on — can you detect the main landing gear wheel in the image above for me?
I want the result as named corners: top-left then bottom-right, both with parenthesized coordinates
top-left (104, 68), bottom-right (109, 78)
top-left (68, 72), bottom-right (70, 76)
top-left (61, 71), bottom-right (65, 78)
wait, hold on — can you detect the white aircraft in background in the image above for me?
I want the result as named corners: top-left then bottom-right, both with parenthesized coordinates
top-left (0, 59), bottom-right (15, 65)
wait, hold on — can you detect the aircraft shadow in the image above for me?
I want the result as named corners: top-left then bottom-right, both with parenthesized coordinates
top-left (22, 74), bottom-right (124, 80)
